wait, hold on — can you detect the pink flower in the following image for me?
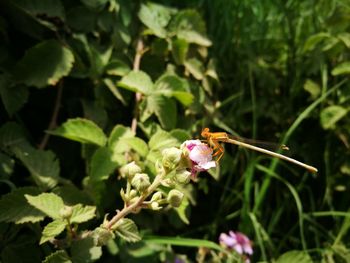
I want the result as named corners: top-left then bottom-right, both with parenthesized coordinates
top-left (219, 231), bottom-right (253, 256)
top-left (181, 140), bottom-right (216, 177)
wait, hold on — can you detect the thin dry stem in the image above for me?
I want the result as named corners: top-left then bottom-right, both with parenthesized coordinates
top-left (38, 82), bottom-right (63, 150)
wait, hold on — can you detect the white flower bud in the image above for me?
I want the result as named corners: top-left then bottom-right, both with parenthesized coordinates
top-left (59, 205), bottom-right (73, 219)
top-left (120, 161), bottom-right (142, 180)
top-left (174, 169), bottom-right (191, 184)
top-left (167, 189), bottom-right (184, 208)
top-left (131, 173), bottom-right (151, 192)
top-left (162, 147), bottom-right (182, 170)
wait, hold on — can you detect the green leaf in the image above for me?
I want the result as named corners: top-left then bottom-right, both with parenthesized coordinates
top-left (71, 237), bottom-right (102, 263)
top-left (114, 218), bottom-right (141, 242)
top-left (25, 193), bottom-right (65, 219)
top-left (70, 204), bottom-right (96, 223)
top-left (105, 59), bottom-right (130, 76)
top-left (118, 71), bottom-right (154, 95)
top-left (154, 74), bottom-right (193, 106)
top-left (303, 79), bottom-right (321, 99)
top-left (144, 235), bottom-right (224, 251)
top-left (275, 250), bottom-right (313, 263)
top-left (174, 198), bottom-right (190, 224)
top-left (149, 130), bottom-right (180, 151)
top-left (53, 185), bottom-right (93, 205)
top-left (107, 125), bottom-right (134, 164)
top-left (81, 0), bottom-right (108, 9)
top-left (40, 219), bottom-right (66, 244)
top-left (0, 122), bottom-right (28, 149)
top-left (169, 10), bottom-right (212, 47)
top-left (0, 73), bottom-right (29, 116)
top-left (15, 40), bottom-right (75, 88)
top-left (303, 32), bottom-right (330, 52)
top-left (184, 58), bottom-right (205, 80)
top-left (42, 250), bottom-right (72, 263)
top-left (49, 118), bottom-right (107, 146)
top-left (12, 0), bottom-right (65, 20)
top-left (0, 152), bottom-right (15, 177)
top-left (103, 78), bottom-right (127, 105)
top-left (124, 137), bottom-right (149, 157)
top-left (331, 61), bottom-right (350, 76)
top-left (67, 6), bottom-right (97, 33)
top-left (90, 147), bottom-right (117, 181)
top-left (0, 187), bottom-right (45, 224)
top-left (14, 146), bottom-right (60, 189)
top-left (337, 32), bottom-right (350, 48)
top-left (147, 95), bottom-right (177, 130)
top-left (320, 105), bottom-right (348, 129)
top-left (171, 38), bottom-right (189, 65)
top-left (138, 2), bottom-right (172, 38)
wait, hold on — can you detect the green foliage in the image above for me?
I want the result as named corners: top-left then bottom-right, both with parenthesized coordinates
top-left (1, 0), bottom-right (350, 262)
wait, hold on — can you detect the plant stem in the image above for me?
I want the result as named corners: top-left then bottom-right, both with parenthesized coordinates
top-left (131, 38), bottom-right (144, 134)
top-left (38, 82), bottom-right (63, 150)
top-left (106, 172), bottom-right (164, 230)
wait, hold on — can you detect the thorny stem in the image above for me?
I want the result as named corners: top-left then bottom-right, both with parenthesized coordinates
top-left (130, 38), bottom-right (145, 134)
top-left (38, 82), bottom-right (63, 150)
top-left (106, 170), bottom-right (165, 230)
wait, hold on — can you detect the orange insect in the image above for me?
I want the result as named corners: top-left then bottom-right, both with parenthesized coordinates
top-left (201, 128), bottom-right (318, 173)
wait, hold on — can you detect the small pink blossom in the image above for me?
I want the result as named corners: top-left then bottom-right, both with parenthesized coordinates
top-left (219, 231), bottom-right (253, 257)
top-left (181, 140), bottom-right (216, 177)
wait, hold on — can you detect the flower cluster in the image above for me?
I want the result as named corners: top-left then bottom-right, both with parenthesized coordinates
top-left (181, 140), bottom-right (216, 178)
top-left (219, 231), bottom-right (253, 262)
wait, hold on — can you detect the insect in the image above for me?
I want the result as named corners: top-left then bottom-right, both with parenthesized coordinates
top-left (201, 128), bottom-right (318, 173)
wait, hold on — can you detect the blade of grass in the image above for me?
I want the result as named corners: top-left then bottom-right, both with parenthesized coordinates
top-left (143, 235), bottom-right (225, 252)
top-left (256, 164), bottom-right (307, 250)
top-left (254, 79), bottom-right (347, 213)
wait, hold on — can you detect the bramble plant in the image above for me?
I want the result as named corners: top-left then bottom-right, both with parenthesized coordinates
top-left (1, 0), bottom-right (350, 262)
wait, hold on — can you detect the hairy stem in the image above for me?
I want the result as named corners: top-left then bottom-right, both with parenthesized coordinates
top-left (106, 171), bottom-right (164, 230)
top-left (38, 82), bottom-right (63, 150)
top-left (130, 38), bottom-right (144, 133)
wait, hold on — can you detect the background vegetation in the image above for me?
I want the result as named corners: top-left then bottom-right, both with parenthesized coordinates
top-left (0, 0), bottom-right (350, 262)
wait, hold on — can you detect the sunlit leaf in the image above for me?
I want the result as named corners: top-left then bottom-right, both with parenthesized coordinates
top-left (332, 61), bottom-right (350, 76)
top-left (154, 74), bottom-right (193, 106)
top-left (15, 40), bottom-right (75, 88)
top-left (169, 10), bottom-right (212, 46)
top-left (15, 146), bottom-right (60, 189)
top-left (275, 250), bottom-right (312, 263)
top-left (138, 2), bottom-right (172, 38)
top-left (118, 70), bottom-right (154, 95)
top-left (184, 58), bottom-right (204, 80)
top-left (90, 147), bottom-right (117, 181)
top-left (303, 79), bottom-right (321, 99)
top-left (0, 187), bottom-right (45, 224)
top-left (320, 105), bottom-right (348, 129)
top-left (40, 219), bottom-right (66, 244)
top-left (124, 137), bottom-right (149, 157)
top-left (71, 237), bottom-right (102, 263)
top-left (171, 38), bottom-right (188, 65)
top-left (25, 193), bottom-right (65, 219)
top-left (303, 32), bottom-right (330, 52)
top-left (49, 118), bottom-right (107, 146)
top-left (42, 250), bottom-right (72, 263)
top-left (70, 204), bottom-right (96, 223)
top-left (147, 95), bottom-right (177, 130)
top-left (113, 218), bottom-right (141, 242)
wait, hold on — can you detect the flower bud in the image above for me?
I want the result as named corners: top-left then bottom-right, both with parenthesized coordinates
top-left (151, 191), bottom-right (163, 202)
top-left (162, 147), bottom-right (182, 170)
top-left (93, 227), bottom-right (114, 246)
top-left (150, 201), bottom-right (161, 210)
top-left (120, 161), bottom-right (142, 180)
top-left (131, 173), bottom-right (151, 192)
top-left (167, 189), bottom-right (184, 208)
top-left (59, 205), bottom-right (73, 219)
top-left (174, 169), bottom-right (191, 184)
